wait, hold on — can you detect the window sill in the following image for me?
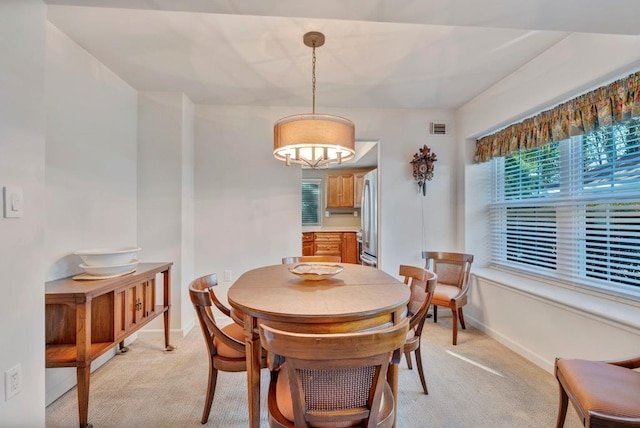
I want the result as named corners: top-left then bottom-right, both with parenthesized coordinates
top-left (472, 267), bottom-right (640, 332)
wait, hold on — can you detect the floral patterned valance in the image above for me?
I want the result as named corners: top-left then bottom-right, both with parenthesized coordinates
top-left (474, 71), bottom-right (640, 163)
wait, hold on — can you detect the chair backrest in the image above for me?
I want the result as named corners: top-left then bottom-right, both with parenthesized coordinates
top-left (422, 252), bottom-right (474, 290)
top-left (189, 274), bottom-right (245, 358)
top-left (399, 265), bottom-right (437, 332)
top-left (282, 255), bottom-right (342, 264)
top-left (259, 318), bottom-right (409, 428)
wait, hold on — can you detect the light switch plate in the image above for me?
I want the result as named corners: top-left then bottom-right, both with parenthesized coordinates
top-left (3, 186), bottom-right (23, 218)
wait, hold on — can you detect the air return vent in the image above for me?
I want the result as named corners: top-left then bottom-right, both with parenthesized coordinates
top-left (429, 122), bottom-right (447, 135)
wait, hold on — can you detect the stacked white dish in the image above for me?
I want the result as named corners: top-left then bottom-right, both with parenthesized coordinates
top-left (75, 247), bottom-right (141, 277)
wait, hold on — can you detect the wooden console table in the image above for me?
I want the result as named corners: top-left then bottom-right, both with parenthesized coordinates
top-left (45, 262), bottom-right (174, 428)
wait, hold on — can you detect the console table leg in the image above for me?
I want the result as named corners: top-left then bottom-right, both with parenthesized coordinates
top-left (163, 309), bottom-right (175, 351)
top-left (77, 365), bottom-right (91, 428)
top-left (117, 340), bottom-right (130, 353)
top-left (163, 269), bottom-right (175, 351)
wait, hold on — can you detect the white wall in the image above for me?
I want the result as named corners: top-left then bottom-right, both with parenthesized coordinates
top-left (194, 105), bottom-right (456, 304)
top-left (44, 22), bottom-right (139, 404)
top-left (138, 92), bottom-right (195, 333)
top-left (456, 32), bottom-right (640, 372)
top-left (0, 1), bottom-right (46, 425)
top-left (180, 95), bottom-right (195, 333)
top-left (45, 23), bottom-right (138, 279)
top-left (193, 105), bottom-right (301, 304)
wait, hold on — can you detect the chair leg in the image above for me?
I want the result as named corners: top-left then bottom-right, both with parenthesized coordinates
top-left (458, 307), bottom-right (466, 330)
top-left (405, 351), bottom-right (413, 370)
top-left (451, 307), bottom-right (458, 345)
top-left (414, 348), bottom-right (428, 395)
top-left (201, 363), bottom-right (218, 424)
top-left (432, 306), bottom-right (438, 323)
top-left (555, 382), bottom-right (569, 428)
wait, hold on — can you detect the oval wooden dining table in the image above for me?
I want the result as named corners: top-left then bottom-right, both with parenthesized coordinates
top-left (227, 263), bottom-right (410, 428)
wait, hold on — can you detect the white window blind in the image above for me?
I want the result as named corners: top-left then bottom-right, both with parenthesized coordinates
top-left (302, 179), bottom-right (322, 226)
top-left (490, 118), bottom-right (640, 297)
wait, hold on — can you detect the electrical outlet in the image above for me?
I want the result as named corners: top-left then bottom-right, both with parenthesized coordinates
top-left (224, 270), bottom-right (232, 282)
top-left (5, 364), bottom-right (21, 400)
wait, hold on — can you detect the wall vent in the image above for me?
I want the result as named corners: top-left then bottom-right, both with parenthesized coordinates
top-left (429, 122), bottom-right (447, 135)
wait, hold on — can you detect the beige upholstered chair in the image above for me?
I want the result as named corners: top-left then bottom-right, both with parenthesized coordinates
top-left (259, 318), bottom-right (409, 428)
top-left (399, 265), bottom-right (437, 394)
top-left (189, 274), bottom-right (266, 424)
top-left (554, 355), bottom-right (640, 427)
top-left (423, 251), bottom-right (474, 345)
top-left (281, 255), bottom-right (342, 264)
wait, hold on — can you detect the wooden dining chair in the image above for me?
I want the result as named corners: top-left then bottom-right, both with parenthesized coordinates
top-left (399, 265), bottom-right (437, 394)
top-left (259, 318), bottom-right (410, 428)
top-left (189, 273), bottom-right (266, 424)
top-left (422, 251), bottom-right (474, 345)
top-left (554, 355), bottom-right (640, 427)
top-left (281, 255), bottom-right (342, 264)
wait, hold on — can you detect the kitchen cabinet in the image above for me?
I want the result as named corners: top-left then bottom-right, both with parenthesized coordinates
top-left (353, 172), bottom-right (365, 208)
top-left (302, 232), bottom-right (314, 256)
top-left (302, 232), bottom-right (359, 263)
top-left (342, 232), bottom-right (358, 264)
top-left (327, 174), bottom-right (355, 208)
top-left (314, 232), bottom-right (343, 257)
top-left (45, 263), bottom-right (173, 428)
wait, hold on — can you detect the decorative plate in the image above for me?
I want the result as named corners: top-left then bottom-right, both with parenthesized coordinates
top-left (288, 263), bottom-right (343, 281)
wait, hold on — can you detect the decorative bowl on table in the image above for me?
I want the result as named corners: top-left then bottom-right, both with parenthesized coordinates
top-left (288, 263), bottom-right (343, 281)
top-left (78, 260), bottom-right (139, 277)
top-left (75, 247), bottom-right (141, 266)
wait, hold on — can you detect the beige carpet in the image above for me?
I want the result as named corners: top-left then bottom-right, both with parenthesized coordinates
top-left (46, 316), bottom-right (583, 428)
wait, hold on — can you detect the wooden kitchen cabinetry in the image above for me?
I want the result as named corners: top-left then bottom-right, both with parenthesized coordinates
top-left (326, 174), bottom-right (355, 208)
top-left (314, 232), bottom-right (343, 257)
top-left (303, 232), bottom-right (358, 263)
top-left (45, 262), bottom-right (173, 428)
top-left (342, 232), bottom-right (359, 264)
top-left (302, 232), bottom-right (314, 256)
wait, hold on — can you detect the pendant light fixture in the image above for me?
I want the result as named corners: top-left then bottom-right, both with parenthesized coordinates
top-left (273, 32), bottom-right (355, 168)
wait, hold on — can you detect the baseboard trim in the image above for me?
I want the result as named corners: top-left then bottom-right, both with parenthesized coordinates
top-left (465, 315), bottom-right (555, 374)
top-left (137, 323), bottom-right (195, 339)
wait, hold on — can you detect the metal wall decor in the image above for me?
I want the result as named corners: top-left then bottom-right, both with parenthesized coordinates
top-left (410, 144), bottom-right (437, 195)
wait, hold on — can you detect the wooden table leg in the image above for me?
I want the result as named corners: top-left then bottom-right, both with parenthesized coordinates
top-left (76, 301), bottom-right (92, 428)
top-left (76, 365), bottom-right (92, 428)
top-left (389, 307), bottom-right (404, 428)
top-left (162, 269), bottom-right (175, 351)
top-left (243, 314), bottom-right (261, 428)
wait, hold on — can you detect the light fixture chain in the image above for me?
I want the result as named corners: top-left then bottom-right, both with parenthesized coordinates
top-left (311, 44), bottom-right (316, 114)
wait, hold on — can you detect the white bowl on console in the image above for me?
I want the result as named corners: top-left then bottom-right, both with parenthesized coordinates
top-left (75, 247), bottom-right (141, 266)
top-left (79, 260), bottom-right (139, 277)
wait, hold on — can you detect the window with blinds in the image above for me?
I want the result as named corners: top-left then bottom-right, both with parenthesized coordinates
top-left (490, 118), bottom-right (640, 297)
top-left (302, 179), bottom-right (322, 226)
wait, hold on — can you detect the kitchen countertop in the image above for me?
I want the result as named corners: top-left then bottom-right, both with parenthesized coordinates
top-left (302, 227), bottom-right (361, 233)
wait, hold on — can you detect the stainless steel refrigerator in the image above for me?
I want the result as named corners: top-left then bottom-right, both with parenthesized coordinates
top-left (360, 169), bottom-right (378, 267)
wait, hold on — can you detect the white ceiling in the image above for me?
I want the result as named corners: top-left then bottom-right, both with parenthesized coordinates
top-left (44, 0), bottom-right (640, 111)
